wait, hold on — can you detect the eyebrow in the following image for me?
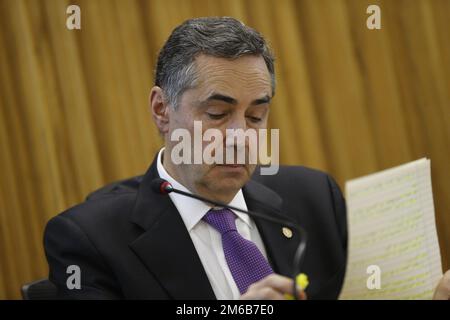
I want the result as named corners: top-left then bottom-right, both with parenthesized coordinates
top-left (200, 93), bottom-right (272, 107)
top-left (252, 95), bottom-right (271, 105)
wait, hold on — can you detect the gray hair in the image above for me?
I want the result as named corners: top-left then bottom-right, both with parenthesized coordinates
top-left (155, 17), bottom-right (275, 109)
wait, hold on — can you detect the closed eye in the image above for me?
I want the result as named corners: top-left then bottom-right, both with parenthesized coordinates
top-left (247, 116), bottom-right (262, 123)
top-left (206, 112), bottom-right (227, 120)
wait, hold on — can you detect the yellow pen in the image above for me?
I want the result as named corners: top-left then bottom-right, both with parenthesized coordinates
top-left (284, 273), bottom-right (309, 300)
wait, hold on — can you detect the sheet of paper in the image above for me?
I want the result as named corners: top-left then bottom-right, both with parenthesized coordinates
top-left (339, 158), bottom-right (443, 299)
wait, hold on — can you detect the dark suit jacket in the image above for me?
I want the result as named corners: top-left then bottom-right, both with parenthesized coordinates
top-left (44, 155), bottom-right (347, 299)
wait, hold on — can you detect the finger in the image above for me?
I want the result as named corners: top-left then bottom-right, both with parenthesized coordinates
top-left (250, 274), bottom-right (294, 294)
top-left (241, 287), bottom-right (286, 300)
top-left (284, 289), bottom-right (307, 300)
top-left (433, 270), bottom-right (450, 300)
top-left (263, 274), bottom-right (307, 299)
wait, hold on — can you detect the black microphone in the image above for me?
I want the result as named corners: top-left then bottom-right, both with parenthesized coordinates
top-left (151, 177), bottom-right (308, 300)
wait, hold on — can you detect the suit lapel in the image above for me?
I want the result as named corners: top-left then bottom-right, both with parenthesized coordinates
top-left (128, 159), bottom-right (216, 299)
top-left (243, 179), bottom-right (301, 278)
top-left (128, 157), bottom-right (300, 298)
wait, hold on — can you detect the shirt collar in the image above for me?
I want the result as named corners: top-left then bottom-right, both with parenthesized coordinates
top-left (156, 148), bottom-right (251, 231)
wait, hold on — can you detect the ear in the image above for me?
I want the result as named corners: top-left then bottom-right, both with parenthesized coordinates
top-left (149, 86), bottom-right (170, 135)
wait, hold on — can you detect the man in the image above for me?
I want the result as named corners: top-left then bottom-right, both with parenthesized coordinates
top-left (44, 17), bottom-right (449, 300)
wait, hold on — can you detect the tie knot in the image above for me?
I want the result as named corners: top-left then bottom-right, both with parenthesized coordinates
top-left (203, 208), bottom-right (237, 234)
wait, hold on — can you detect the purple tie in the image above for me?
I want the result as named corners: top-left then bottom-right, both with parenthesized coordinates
top-left (203, 208), bottom-right (274, 294)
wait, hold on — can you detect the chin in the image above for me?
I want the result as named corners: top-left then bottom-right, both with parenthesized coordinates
top-left (201, 165), bottom-right (254, 194)
top-left (213, 174), bottom-right (249, 193)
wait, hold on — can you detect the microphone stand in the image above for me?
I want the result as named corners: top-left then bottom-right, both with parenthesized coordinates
top-left (155, 179), bottom-right (308, 300)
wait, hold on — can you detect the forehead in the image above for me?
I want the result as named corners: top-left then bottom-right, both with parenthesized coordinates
top-left (192, 54), bottom-right (272, 94)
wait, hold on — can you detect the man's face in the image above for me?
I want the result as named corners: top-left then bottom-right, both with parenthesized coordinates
top-left (164, 54), bottom-right (272, 201)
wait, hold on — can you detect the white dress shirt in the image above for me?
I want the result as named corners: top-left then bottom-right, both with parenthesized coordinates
top-left (156, 148), bottom-right (268, 300)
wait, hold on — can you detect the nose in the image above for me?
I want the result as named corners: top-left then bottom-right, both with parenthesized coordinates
top-left (227, 112), bottom-right (247, 131)
top-left (223, 113), bottom-right (251, 164)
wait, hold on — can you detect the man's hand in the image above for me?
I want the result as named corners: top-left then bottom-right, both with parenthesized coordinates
top-left (433, 270), bottom-right (450, 300)
top-left (240, 274), bottom-right (307, 300)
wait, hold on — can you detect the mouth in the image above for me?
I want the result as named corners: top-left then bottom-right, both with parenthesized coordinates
top-left (215, 164), bottom-right (246, 172)
top-left (218, 164), bottom-right (245, 168)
